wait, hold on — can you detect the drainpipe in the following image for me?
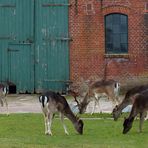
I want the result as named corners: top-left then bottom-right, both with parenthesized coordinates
top-left (100, 0), bottom-right (103, 10)
top-left (75, 0), bottom-right (78, 15)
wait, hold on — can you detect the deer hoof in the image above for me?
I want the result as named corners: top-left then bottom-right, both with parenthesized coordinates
top-left (65, 132), bottom-right (69, 135)
top-left (45, 132), bottom-right (52, 136)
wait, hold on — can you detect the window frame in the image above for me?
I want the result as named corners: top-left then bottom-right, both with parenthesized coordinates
top-left (105, 13), bottom-right (128, 54)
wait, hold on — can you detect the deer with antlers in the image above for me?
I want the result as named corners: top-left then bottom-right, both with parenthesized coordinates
top-left (123, 90), bottom-right (148, 134)
top-left (69, 60), bottom-right (120, 114)
top-left (39, 91), bottom-right (84, 135)
top-left (71, 79), bottom-right (120, 114)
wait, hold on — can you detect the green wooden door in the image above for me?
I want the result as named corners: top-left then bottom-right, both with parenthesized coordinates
top-left (0, 0), bottom-right (69, 93)
top-left (0, 0), bottom-right (34, 93)
top-left (35, 0), bottom-right (70, 93)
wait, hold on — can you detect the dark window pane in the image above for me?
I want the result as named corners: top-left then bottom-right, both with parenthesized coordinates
top-left (113, 24), bottom-right (120, 33)
top-left (121, 43), bottom-right (128, 52)
top-left (120, 24), bottom-right (127, 33)
top-left (106, 15), bottom-right (112, 24)
top-left (106, 28), bottom-right (113, 34)
top-left (105, 13), bottom-right (128, 54)
top-left (106, 33), bottom-right (113, 43)
top-left (113, 34), bottom-right (120, 50)
top-left (106, 43), bottom-right (113, 52)
top-left (120, 15), bottom-right (127, 24)
top-left (113, 14), bottom-right (120, 24)
top-left (121, 34), bottom-right (127, 43)
top-left (106, 23), bottom-right (112, 30)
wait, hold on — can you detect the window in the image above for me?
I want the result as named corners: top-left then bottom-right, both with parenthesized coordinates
top-left (105, 14), bottom-right (128, 54)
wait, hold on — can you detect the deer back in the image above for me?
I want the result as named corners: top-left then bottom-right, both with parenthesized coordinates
top-left (90, 79), bottom-right (119, 99)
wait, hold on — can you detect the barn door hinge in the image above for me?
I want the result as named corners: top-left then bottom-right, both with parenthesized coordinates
top-left (43, 37), bottom-right (72, 41)
top-left (42, 3), bottom-right (72, 7)
top-left (0, 4), bottom-right (16, 8)
top-left (7, 48), bottom-right (19, 52)
top-left (44, 79), bottom-right (72, 83)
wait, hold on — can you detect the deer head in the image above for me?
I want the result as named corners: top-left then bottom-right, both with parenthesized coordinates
top-left (75, 119), bottom-right (84, 134)
top-left (123, 117), bottom-right (134, 134)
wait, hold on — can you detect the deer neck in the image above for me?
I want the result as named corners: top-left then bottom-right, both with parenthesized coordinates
top-left (64, 108), bottom-right (78, 124)
top-left (80, 93), bottom-right (90, 109)
top-left (82, 92), bottom-right (91, 104)
top-left (118, 99), bottom-right (131, 112)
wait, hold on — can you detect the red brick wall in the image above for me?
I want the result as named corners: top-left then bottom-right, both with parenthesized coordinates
top-left (69, 0), bottom-right (148, 86)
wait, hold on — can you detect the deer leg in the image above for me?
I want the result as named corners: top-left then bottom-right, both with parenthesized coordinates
top-left (44, 114), bottom-right (49, 135)
top-left (45, 113), bottom-right (53, 136)
top-left (144, 111), bottom-right (148, 120)
top-left (0, 98), bottom-right (4, 106)
top-left (3, 97), bottom-right (9, 116)
top-left (60, 113), bottom-right (69, 135)
top-left (139, 112), bottom-right (146, 133)
top-left (91, 100), bottom-right (97, 115)
top-left (91, 96), bottom-right (101, 114)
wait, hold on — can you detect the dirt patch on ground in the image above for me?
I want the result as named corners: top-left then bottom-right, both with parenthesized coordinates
top-left (0, 94), bottom-right (117, 114)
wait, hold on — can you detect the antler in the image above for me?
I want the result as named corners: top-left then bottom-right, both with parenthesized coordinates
top-left (68, 90), bottom-right (80, 106)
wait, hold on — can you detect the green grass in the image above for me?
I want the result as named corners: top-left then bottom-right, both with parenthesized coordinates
top-left (0, 113), bottom-right (147, 148)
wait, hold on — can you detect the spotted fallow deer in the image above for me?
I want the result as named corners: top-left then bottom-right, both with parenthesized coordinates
top-left (112, 85), bottom-right (148, 121)
top-left (0, 84), bottom-right (9, 115)
top-left (39, 91), bottom-right (84, 135)
top-left (123, 90), bottom-right (148, 134)
top-left (73, 79), bottom-right (120, 114)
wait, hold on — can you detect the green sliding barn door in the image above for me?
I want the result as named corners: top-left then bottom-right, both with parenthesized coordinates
top-left (0, 0), bottom-right (34, 93)
top-left (0, 0), bottom-right (69, 93)
top-left (35, 0), bottom-right (70, 93)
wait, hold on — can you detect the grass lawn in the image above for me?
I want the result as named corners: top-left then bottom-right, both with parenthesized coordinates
top-left (0, 113), bottom-right (147, 148)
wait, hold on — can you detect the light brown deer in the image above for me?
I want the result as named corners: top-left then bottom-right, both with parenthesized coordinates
top-left (123, 90), bottom-right (148, 134)
top-left (39, 91), bottom-right (84, 135)
top-left (73, 79), bottom-right (120, 114)
top-left (112, 85), bottom-right (148, 121)
top-left (0, 84), bottom-right (9, 115)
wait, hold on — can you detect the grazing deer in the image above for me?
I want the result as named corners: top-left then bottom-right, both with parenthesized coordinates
top-left (123, 90), bottom-right (148, 134)
top-left (0, 84), bottom-right (9, 115)
top-left (112, 85), bottom-right (148, 121)
top-left (39, 91), bottom-right (84, 135)
top-left (73, 79), bottom-right (120, 114)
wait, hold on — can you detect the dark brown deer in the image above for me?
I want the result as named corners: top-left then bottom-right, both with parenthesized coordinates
top-left (74, 79), bottom-right (120, 114)
top-left (0, 84), bottom-right (9, 115)
top-left (39, 91), bottom-right (84, 135)
top-left (123, 90), bottom-right (148, 134)
top-left (112, 85), bottom-right (148, 121)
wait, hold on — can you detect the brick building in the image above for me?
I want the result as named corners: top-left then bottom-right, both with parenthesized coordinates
top-left (69, 0), bottom-right (148, 87)
top-left (0, 0), bottom-right (147, 93)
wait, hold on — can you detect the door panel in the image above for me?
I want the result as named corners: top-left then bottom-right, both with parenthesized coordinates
top-left (8, 43), bottom-right (34, 93)
top-left (35, 0), bottom-right (69, 93)
top-left (0, 0), bottom-right (34, 93)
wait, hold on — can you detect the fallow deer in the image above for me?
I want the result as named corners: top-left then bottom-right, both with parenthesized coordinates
top-left (123, 90), bottom-right (148, 134)
top-left (39, 91), bottom-right (84, 135)
top-left (0, 84), bottom-right (9, 115)
top-left (112, 85), bottom-right (148, 121)
top-left (74, 79), bottom-right (120, 114)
